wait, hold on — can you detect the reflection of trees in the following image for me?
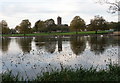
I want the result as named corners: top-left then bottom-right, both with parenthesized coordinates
top-left (70, 36), bottom-right (86, 55)
top-left (34, 37), bottom-right (56, 53)
top-left (88, 35), bottom-right (109, 55)
top-left (34, 37), bottom-right (46, 48)
top-left (0, 38), bottom-right (11, 52)
top-left (113, 36), bottom-right (120, 66)
top-left (111, 36), bottom-right (120, 46)
top-left (16, 37), bottom-right (32, 53)
top-left (45, 38), bottom-right (56, 53)
top-left (101, 36), bottom-right (120, 47)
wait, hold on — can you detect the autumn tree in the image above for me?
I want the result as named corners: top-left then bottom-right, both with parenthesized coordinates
top-left (57, 24), bottom-right (69, 32)
top-left (33, 19), bottom-right (56, 32)
top-left (0, 20), bottom-right (10, 34)
top-left (15, 25), bottom-right (20, 33)
top-left (97, 0), bottom-right (120, 31)
top-left (10, 29), bottom-right (16, 34)
top-left (44, 19), bottom-right (56, 32)
top-left (70, 16), bottom-right (86, 34)
top-left (97, 0), bottom-right (120, 14)
top-left (106, 22), bottom-right (120, 31)
top-left (106, 21), bottom-right (120, 31)
top-left (15, 19), bottom-right (31, 34)
top-left (89, 15), bottom-right (108, 33)
top-left (33, 20), bottom-right (45, 32)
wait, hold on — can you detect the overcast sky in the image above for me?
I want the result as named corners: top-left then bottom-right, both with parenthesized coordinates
top-left (0, 0), bottom-right (118, 28)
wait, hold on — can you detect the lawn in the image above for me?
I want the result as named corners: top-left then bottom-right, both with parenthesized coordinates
top-left (1, 31), bottom-right (111, 37)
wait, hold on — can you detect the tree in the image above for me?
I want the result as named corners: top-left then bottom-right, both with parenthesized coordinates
top-left (44, 19), bottom-right (56, 32)
top-left (15, 25), bottom-right (20, 33)
top-left (97, 0), bottom-right (120, 30)
top-left (56, 24), bottom-right (69, 32)
top-left (86, 24), bottom-right (93, 31)
top-left (10, 29), bottom-right (16, 34)
top-left (89, 15), bottom-right (108, 33)
top-left (116, 22), bottom-right (120, 31)
top-left (33, 20), bottom-right (45, 32)
top-left (0, 20), bottom-right (10, 34)
top-left (113, 22), bottom-right (120, 31)
top-left (33, 19), bottom-right (56, 32)
top-left (106, 22), bottom-right (120, 31)
top-left (15, 19), bottom-right (31, 34)
top-left (70, 16), bottom-right (86, 34)
top-left (97, 0), bottom-right (120, 14)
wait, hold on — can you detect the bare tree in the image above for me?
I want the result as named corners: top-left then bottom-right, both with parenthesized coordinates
top-left (97, 0), bottom-right (120, 13)
top-left (97, 0), bottom-right (120, 21)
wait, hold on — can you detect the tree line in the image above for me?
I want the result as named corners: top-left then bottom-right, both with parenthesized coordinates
top-left (0, 15), bottom-right (120, 34)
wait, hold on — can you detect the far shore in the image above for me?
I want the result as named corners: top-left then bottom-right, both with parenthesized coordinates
top-left (113, 31), bottom-right (120, 36)
top-left (1, 31), bottom-right (115, 37)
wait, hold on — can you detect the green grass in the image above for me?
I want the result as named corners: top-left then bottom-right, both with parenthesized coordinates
top-left (1, 31), bottom-right (111, 37)
top-left (35, 64), bottom-right (120, 81)
top-left (1, 63), bottom-right (120, 82)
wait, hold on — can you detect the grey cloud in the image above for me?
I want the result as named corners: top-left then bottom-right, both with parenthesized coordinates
top-left (1, 2), bottom-right (62, 16)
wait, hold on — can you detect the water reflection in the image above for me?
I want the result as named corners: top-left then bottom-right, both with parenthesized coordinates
top-left (111, 36), bottom-right (120, 46)
top-left (1, 35), bottom-right (119, 79)
top-left (45, 37), bottom-right (56, 53)
top-left (34, 37), bottom-right (46, 49)
top-left (34, 37), bottom-right (57, 53)
top-left (58, 36), bottom-right (62, 52)
top-left (1, 35), bottom-right (120, 55)
top-left (70, 36), bottom-right (86, 55)
top-left (0, 37), bottom-right (11, 52)
top-left (88, 35), bottom-right (109, 55)
top-left (16, 37), bottom-right (33, 53)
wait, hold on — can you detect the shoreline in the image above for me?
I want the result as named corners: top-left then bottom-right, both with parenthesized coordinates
top-left (1, 34), bottom-right (110, 37)
top-left (1, 32), bottom-right (114, 37)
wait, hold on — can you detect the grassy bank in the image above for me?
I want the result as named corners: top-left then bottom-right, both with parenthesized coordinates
top-left (2, 64), bottom-right (120, 82)
top-left (1, 31), bottom-right (111, 37)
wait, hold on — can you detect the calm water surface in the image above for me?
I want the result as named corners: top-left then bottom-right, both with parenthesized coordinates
top-left (0, 35), bottom-right (120, 79)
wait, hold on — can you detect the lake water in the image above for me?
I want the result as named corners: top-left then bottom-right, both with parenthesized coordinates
top-left (0, 35), bottom-right (120, 80)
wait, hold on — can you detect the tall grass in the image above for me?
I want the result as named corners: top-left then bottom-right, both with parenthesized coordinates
top-left (1, 63), bottom-right (120, 82)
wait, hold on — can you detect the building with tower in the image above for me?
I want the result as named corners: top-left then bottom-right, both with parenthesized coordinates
top-left (57, 16), bottom-right (62, 25)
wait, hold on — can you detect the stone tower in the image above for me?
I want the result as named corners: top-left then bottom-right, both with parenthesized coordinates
top-left (57, 16), bottom-right (62, 25)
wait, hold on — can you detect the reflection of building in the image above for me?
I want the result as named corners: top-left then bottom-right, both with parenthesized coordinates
top-left (118, 49), bottom-right (120, 66)
top-left (58, 36), bottom-right (62, 52)
top-left (57, 16), bottom-right (62, 25)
